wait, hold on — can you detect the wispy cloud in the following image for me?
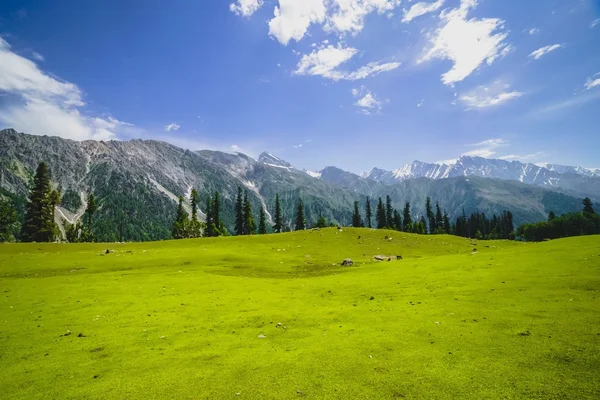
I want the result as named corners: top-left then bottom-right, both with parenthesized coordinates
top-left (352, 86), bottom-right (383, 115)
top-left (229, 0), bottom-right (263, 17)
top-left (402, 0), bottom-right (445, 23)
top-left (529, 44), bottom-right (564, 60)
top-left (31, 51), bottom-right (44, 62)
top-left (527, 28), bottom-right (540, 35)
top-left (0, 37), bottom-right (129, 141)
top-left (294, 44), bottom-right (400, 81)
top-left (463, 138), bottom-right (507, 158)
top-left (164, 123), bottom-right (181, 132)
top-left (419, 0), bottom-right (511, 85)
top-left (459, 81), bottom-right (524, 109)
top-left (591, 18), bottom-right (600, 29)
top-left (584, 73), bottom-right (600, 90)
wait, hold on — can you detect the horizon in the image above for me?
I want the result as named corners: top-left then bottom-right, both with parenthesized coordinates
top-left (1, 1), bottom-right (599, 173)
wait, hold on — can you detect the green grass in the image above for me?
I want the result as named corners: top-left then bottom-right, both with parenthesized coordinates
top-left (1, 229), bottom-right (599, 399)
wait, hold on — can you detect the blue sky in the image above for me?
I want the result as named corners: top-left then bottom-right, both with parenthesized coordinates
top-left (0, 0), bottom-right (599, 173)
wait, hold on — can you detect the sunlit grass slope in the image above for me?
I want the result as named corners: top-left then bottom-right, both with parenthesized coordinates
top-left (1, 229), bottom-right (599, 399)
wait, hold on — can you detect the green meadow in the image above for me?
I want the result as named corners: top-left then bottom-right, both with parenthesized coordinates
top-left (1, 229), bottom-right (599, 399)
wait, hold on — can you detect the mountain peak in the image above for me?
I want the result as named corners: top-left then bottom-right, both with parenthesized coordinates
top-left (258, 152), bottom-right (293, 169)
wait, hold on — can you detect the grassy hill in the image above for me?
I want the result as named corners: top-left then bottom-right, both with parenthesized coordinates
top-left (1, 229), bottom-right (599, 399)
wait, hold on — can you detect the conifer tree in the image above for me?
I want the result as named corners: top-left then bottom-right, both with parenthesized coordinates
top-left (295, 198), bottom-right (306, 231)
top-left (213, 192), bottom-right (221, 235)
top-left (376, 197), bottom-right (386, 229)
top-left (235, 187), bottom-right (244, 235)
top-left (205, 197), bottom-right (214, 237)
top-left (315, 214), bottom-right (328, 228)
top-left (583, 197), bottom-right (595, 214)
top-left (394, 210), bottom-right (402, 232)
top-left (385, 195), bottom-right (394, 229)
top-left (365, 197), bottom-right (372, 228)
top-left (435, 202), bottom-right (443, 232)
top-left (258, 207), bottom-right (267, 234)
top-left (426, 197), bottom-right (435, 233)
top-left (443, 212), bottom-right (451, 234)
top-left (352, 201), bottom-right (362, 227)
top-left (21, 162), bottom-right (54, 242)
top-left (188, 189), bottom-right (202, 238)
top-left (402, 202), bottom-right (412, 232)
top-left (242, 191), bottom-right (255, 235)
top-left (273, 194), bottom-right (283, 233)
top-left (548, 211), bottom-right (557, 221)
top-left (0, 197), bottom-right (19, 242)
top-left (172, 196), bottom-right (189, 239)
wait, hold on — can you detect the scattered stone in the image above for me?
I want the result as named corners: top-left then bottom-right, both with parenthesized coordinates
top-left (396, 255), bottom-right (403, 260)
top-left (370, 296), bottom-right (375, 300)
top-left (518, 330), bottom-right (531, 337)
top-left (61, 330), bottom-right (72, 337)
top-left (374, 255), bottom-right (385, 261)
top-left (160, 336), bottom-right (166, 339)
top-left (105, 249), bottom-right (112, 254)
top-left (258, 334), bottom-right (266, 339)
top-left (78, 333), bottom-right (86, 338)
top-left (94, 375), bottom-right (99, 379)
top-left (341, 258), bottom-right (354, 266)
top-left (473, 248), bottom-right (477, 252)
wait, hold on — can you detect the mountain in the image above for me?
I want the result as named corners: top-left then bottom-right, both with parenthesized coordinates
top-left (0, 129), bottom-right (589, 241)
top-left (352, 156), bottom-right (600, 199)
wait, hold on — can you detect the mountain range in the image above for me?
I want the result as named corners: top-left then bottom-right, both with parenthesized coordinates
top-left (0, 128), bottom-right (596, 241)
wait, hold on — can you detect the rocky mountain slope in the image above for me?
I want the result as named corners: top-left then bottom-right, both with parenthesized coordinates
top-left (0, 129), bottom-right (589, 241)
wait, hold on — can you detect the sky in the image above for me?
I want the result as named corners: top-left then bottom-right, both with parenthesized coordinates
top-left (0, 0), bottom-right (599, 173)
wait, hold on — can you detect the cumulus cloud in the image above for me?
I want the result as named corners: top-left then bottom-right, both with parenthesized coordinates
top-left (419, 0), bottom-right (511, 85)
top-left (459, 80), bottom-right (524, 109)
top-left (529, 44), bottom-right (564, 60)
top-left (325, 0), bottom-right (401, 36)
top-left (164, 123), bottom-right (181, 132)
top-left (0, 38), bottom-right (129, 141)
top-left (294, 44), bottom-right (400, 80)
top-left (230, 0), bottom-right (264, 17)
top-left (352, 86), bottom-right (383, 114)
top-left (268, 0), bottom-right (328, 45)
top-left (402, 0), bottom-right (445, 23)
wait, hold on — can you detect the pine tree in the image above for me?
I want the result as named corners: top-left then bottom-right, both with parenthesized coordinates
top-left (295, 198), bottom-right (306, 231)
top-left (435, 202), bottom-right (443, 232)
top-left (426, 197), bottom-right (435, 233)
top-left (365, 197), bottom-right (372, 228)
top-left (213, 192), bottom-right (222, 235)
top-left (352, 201), bottom-right (362, 227)
top-left (443, 212), bottom-right (451, 234)
top-left (394, 210), bottom-right (402, 232)
top-left (235, 187), bottom-right (244, 235)
top-left (205, 197), bottom-right (214, 237)
top-left (21, 162), bottom-right (55, 242)
top-left (258, 207), bottom-right (267, 234)
top-left (583, 198), bottom-right (596, 214)
top-left (49, 189), bottom-right (61, 240)
top-left (83, 192), bottom-right (98, 242)
top-left (273, 194), bottom-right (283, 233)
top-left (403, 202), bottom-right (412, 232)
top-left (242, 191), bottom-right (255, 235)
top-left (172, 196), bottom-right (189, 239)
top-left (188, 189), bottom-right (202, 238)
top-left (385, 196), bottom-right (394, 229)
top-left (548, 211), bottom-right (557, 221)
top-left (376, 197), bottom-right (386, 229)
top-left (0, 197), bottom-right (19, 242)
top-left (315, 214), bottom-right (328, 228)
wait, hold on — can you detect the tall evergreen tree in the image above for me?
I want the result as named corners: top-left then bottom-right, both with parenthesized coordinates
top-left (205, 197), bottom-right (214, 237)
top-left (213, 192), bottom-right (221, 235)
top-left (583, 197), bottom-right (596, 214)
top-left (376, 197), bottom-right (386, 229)
top-left (242, 191), bottom-right (255, 235)
top-left (235, 187), bottom-right (244, 235)
top-left (352, 201), bottom-right (362, 227)
top-left (188, 189), bottom-right (202, 238)
top-left (21, 162), bottom-right (55, 242)
top-left (402, 202), bottom-right (412, 231)
top-left (394, 210), bottom-right (402, 232)
top-left (425, 197), bottom-right (435, 233)
top-left (172, 196), bottom-right (189, 239)
top-left (295, 198), bottom-right (306, 231)
top-left (548, 211), bottom-right (557, 221)
top-left (315, 214), bottom-right (328, 228)
top-left (365, 197), bottom-right (372, 228)
top-left (258, 207), bottom-right (267, 234)
top-left (273, 194), bottom-right (283, 233)
top-left (385, 196), bottom-right (394, 229)
top-left (83, 192), bottom-right (98, 242)
top-left (443, 212), bottom-right (451, 234)
top-left (0, 197), bottom-right (19, 242)
top-left (435, 202), bottom-right (443, 232)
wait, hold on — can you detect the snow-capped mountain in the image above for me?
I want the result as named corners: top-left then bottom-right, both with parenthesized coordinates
top-left (544, 164), bottom-right (600, 178)
top-left (257, 151), bottom-right (294, 170)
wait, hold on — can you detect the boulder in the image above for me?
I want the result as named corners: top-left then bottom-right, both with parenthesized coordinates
top-left (374, 255), bottom-right (385, 261)
top-left (341, 258), bottom-right (354, 266)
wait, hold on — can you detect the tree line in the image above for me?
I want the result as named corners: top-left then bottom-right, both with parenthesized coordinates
top-left (516, 198), bottom-right (599, 241)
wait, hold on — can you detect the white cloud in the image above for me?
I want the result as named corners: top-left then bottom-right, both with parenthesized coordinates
top-left (584, 73), bottom-right (600, 90)
top-left (591, 18), bottom-right (600, 28)
top-left (31, 52), bottom-right (44, 61)
top-left (463, 138), bottom-right (507, 158)
top-left (528, 28), bottom-right (540, 35)
top-left (164, 123), bottom-right (181, 132)
top-left (230, 0), bottom-right (264, 17)
top-left (352, 86), bottom-right (383, 114)
top-left (459, 80), bottom-right (524, 109)
top-left (529, 44), bottom-right (564, 60)
top-left (419, 0), bottom-right (511, 85)
top-left (498, 152), bottom-right (546, 163)
top-left (0, 37), bottom-right (128, 141)
top-left (294, 43), bottom-right (400, 80)
top-left (325, 0), bottom-right (401, 36)
top-left (402, 0), bottom-right (444, 23)
top-left (417, 99), bottom-right (425, 107)
top-left (268, 0), bottom-right (327, 45)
